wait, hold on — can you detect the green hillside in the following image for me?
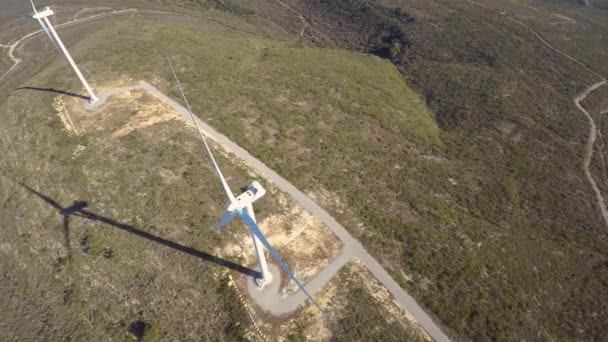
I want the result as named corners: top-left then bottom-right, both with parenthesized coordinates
top-left (2, 0), bottom-right (608, 340)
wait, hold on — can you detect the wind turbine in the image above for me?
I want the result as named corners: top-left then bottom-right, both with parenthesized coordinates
top-left (29, 1), bottom-right (99, 103)
top-left (168, 59), bottom-right (324, 312)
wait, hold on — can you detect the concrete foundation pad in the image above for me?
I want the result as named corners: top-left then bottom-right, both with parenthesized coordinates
top-left (84, 82), bottom-right (145, 110)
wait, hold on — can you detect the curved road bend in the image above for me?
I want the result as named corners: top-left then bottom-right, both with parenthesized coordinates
top-left (245, 251), bottom-right (354, 315)
top-left (576, 80), bottom-right (608, 224)
top-left (88, 82), bottom-right (451, 342)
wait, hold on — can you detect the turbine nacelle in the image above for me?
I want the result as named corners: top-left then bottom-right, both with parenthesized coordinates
top-left (216, 181), bottom-right (266, 230)
top-left (32, 7), bottom-right (54, 19)
top-left (227, 181), bottom-right (266, 212)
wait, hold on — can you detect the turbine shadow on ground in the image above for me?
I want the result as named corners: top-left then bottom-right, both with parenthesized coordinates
top-left (20, 183), bottom-right (261, 278)
top-left (15, 86), bottom-right (90, 100)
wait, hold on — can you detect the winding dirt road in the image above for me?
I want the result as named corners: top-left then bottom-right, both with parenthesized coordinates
top-left (576, 80), bottom-right (608, 224)
top-left (273, 0), bottom-right (329, 42)
top-left (0, 7), bottom-right (277, 83)
top-left (524, 4), bottom-right (577, 25)
top-left (0, 8), bottom-right (136, 81)
top-left (465, 0), bottom-right (608, 229)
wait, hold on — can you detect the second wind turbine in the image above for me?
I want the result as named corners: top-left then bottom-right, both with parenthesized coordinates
top-left (30, 1), bottom-right (99, 103)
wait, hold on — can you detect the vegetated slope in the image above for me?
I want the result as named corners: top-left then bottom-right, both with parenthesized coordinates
top-left (267, 0), bottom-right (608, 340)
top-left (295, 261), bottom-right (429, 342)
top-left (478, 0), bottom-right (608, 76)
top-left (0, 9), bottom-right (428, 340)
top-left (75, 4), bottom-right (608, 339)
top-left (169, 0), bottom-right (606, 339)
top-left (3, 0), bottom-right (607, 339)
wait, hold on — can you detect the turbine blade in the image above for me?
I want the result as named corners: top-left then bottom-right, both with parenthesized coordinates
top-left (20, 183), bottom-right (64, 211)
top-left (215, 209), bottom-right (236, 231)
top-left (246, 203), bottom-right (256, 222)
top-left (237, 209), bottom-right (325, 314)
top-left (29, 0), bottom-right (59, 52)
top-left (37, 18), bottom-right (59, 51)
top-left (167, 57), bottom-right (236, 203)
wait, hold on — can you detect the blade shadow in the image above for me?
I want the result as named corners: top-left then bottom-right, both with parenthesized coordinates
top-left (20, 184), bottom-right (260, 279)
top-left (75, 209), bottom-right (261, 278)
top-left (63, 215), bottom-right (72, 258)
top-left (20, 183), bottom-right (63, 210)
top-left (15, 86), bottom-right (90, 100)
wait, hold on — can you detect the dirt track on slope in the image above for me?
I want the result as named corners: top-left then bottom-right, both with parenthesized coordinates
top-left (576, 80), bottom-right (608, 225)
top-left (0, 8), bottom-right (136, 81)
top-left (465, 0), bottom-right (608, 229)
top-left (0, 6), bottom-right (281, 83)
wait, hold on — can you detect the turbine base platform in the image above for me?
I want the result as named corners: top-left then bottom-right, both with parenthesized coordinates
top-left (245, 263), bottom-right (317, 315)
top-left (247, 264), bottom-right (282, 300)
top-left (254, 269), bottom-right (274, 290)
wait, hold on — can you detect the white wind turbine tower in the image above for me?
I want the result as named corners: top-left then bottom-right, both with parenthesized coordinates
top-left (168, 59), bottom-right (324, 313)
top-left (30, 1), bottom-right (99, 103)
top-left (167, 59), bottom-right (274, 289)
